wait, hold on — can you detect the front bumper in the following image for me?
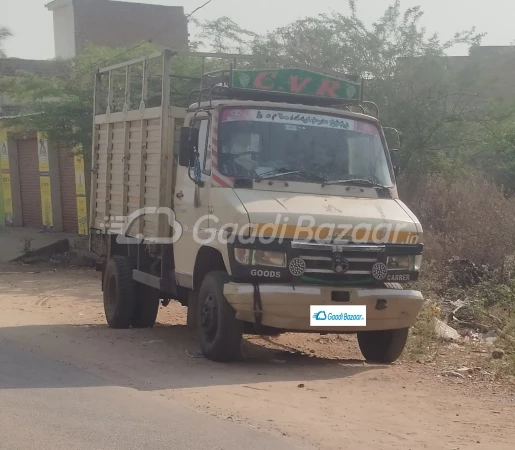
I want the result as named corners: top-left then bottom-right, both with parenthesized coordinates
top-left (223, 284), bottom-right (424, 332)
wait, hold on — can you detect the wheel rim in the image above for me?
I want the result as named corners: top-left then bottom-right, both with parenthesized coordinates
top-left (201, 293), bottom-right (218, 342)
top-left (106, 273), bottom-right (117, 316)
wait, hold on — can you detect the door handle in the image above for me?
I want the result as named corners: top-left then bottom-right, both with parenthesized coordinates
top-left (176, 191), bottom-right (184, 199)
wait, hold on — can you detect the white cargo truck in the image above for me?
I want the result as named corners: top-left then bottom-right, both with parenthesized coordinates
top-left (90, 50), bottom-right (424, 362)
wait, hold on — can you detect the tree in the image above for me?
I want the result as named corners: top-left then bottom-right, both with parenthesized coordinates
top-left (1, 45), bottom-right (154, 152)
top-left (0, 26), bottom-right (12, 58)
top-left (251, 2), bottom-right (482, 76)
top-left (247, 1), bottom-right (488, 178)
top-left (3, 2), bottom-right (513, 189)
top-left (192, 17), bottom-right (256, 54)
top-left (0, 43), bottom-right (210, 152)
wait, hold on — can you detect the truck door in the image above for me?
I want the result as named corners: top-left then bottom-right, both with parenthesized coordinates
top-left (173, 117), bottom-right (212, 287)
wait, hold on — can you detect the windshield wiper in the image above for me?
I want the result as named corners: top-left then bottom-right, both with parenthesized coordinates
top-left (322, 178), bottom-right (389, 189)
top-left (256, 168), bottom-right (327, 183)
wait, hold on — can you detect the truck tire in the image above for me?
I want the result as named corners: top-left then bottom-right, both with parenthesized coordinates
top-left (132, 285), bottom-right (160, 328)
top-left (197, 271), bottom-right (243, 362)
top-left (103, 256), bottom-right (136, 329)
top-left (357, 328), bottom-right (409, 363)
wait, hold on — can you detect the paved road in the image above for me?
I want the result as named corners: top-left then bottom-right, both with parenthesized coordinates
top-left (0, 338), bottom-right (305, 450)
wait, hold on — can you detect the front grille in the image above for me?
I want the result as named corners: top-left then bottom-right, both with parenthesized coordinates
top-left (291, 241), bottom-right (384, 279)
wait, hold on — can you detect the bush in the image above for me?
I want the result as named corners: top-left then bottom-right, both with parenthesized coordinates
top-left (401, 170), bottom-right (515, 267)
top-left (402, 170), bottom-right (515, 376)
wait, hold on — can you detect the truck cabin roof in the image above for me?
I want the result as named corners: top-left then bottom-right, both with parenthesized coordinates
top-left (187, 99), bottom-right (379, 124)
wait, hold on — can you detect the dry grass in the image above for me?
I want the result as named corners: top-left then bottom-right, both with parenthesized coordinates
top-left (404, 300), bottom-right (440, 360)
top-left (400, 170), bottom-right (515, 266)
top-left (400, 170), bottom-right (515, 377)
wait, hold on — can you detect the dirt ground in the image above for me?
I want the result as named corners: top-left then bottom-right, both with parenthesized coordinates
top-left (1, 264), bottom-right (514, 450)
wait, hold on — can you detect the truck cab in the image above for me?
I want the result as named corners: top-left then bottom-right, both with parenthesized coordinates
top-left (91, 50), bottom-right (424, 363)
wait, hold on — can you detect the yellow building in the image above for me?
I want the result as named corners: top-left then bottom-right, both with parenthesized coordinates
top-left (0, 122), bottom-right (88, 234)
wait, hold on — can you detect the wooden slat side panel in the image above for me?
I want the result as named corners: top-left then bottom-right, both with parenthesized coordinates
top-left (108, 122), bottom-right (126, 218)
top-left (126, 119), bottom-right (144, 234)
top-left (143, 118), bottom-right (162, 236)
top-left (91, 109), bottom-right (182, 239)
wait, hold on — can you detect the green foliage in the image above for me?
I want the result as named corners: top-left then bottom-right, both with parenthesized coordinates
top-left (251, 1), bottom-right (482, 76)
top-left (470, 279), bottom-right (515, 312)
top-left (0, 26), bottom-right (11, 58)
top-left (0, 43), bottom-right (206, 153)
top-left (4, 1), bottom-right (515, 187)
top-left (404, 300), bottom-right (440, 360)
top-left (197, 2), bottom-right (491, 179)
top-left (191, 17), bottom-right (256, 54)
top-left (474, 119), bottom-right (515, 194)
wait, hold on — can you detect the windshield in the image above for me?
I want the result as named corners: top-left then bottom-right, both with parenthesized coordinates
top-left (218, 108), bottom-right (393, 186)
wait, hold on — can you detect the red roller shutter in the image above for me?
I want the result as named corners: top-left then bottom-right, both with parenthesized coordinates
top-left (17, 138), bottom-right (42, 228)
top-left (58, 146), bottom-right (78, 233)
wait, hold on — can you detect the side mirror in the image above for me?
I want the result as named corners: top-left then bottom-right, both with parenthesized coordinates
top-left (383, 127), bottom-right (401, 150)
top-left (179, 127), bottom-right (199, 167)
top-left (383, 127), bottom-right (402, 176)
top-left (390, 149), bottom-right (401, 175)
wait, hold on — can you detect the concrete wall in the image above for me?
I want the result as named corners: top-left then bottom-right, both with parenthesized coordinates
top-left (46, 0), bottom-right (189, 58)
top-left (462, 46), bottom-right (515, 102)
top-left (52, 1), bottom-right (76, 59)
top-left (398, 46), bottom-right (515, 105)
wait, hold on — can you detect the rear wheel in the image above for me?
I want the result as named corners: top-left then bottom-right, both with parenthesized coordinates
top-left (132, 285), bottom-right (160, 328)
top-left (103, 256), bottom-right (135, 329)
top-left (197, 272), bottom-right (243, 362)
top-left (357, 328), bottom-right (409, 363)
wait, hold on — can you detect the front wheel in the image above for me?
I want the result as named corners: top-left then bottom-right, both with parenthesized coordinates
top-left (357, 328), bottom-right (409, 363)
top-left (197, 272), bottom-right (243, 362)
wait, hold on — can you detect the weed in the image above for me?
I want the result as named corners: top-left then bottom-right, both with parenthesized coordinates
top-left (20, 236), bottom-right (33, 256)
top-left (405, 300), bottom-right (440, 360)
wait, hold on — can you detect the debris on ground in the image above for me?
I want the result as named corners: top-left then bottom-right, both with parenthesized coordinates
top-left (275, 350), bottom-right (304, 358)
top-left (444, 258), bottom-right (490, 288)
top-left (316, 337), bottom-right (335, 344)
top-left (186, 350), bottom-right (205, 358)
top-left (456, 367), bottom-right (482, 375)
top-left (434, 318), bottom-right (461, 341)
top-left (479, 330), bottom-right (499, 346)
top-left (481, 330), bottom-right (497, 340)
top-left (492, 349), bottom-right (505, 359)
top-left (441, 370), bottom-right (466, 379)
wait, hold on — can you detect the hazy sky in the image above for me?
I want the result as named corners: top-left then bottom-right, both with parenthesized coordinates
top-left (3, 0), bottom-right (515, 60)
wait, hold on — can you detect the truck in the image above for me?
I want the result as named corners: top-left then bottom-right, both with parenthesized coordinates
top-left (90, 50), bottom-right (424, 363)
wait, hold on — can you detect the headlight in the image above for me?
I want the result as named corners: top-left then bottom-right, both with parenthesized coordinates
top-left (234, 248), bottom-right (287, 267)
top-left (387, 255), bottom-right (420, 271)
top-left (252, 250), bottom-right (287, 267)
